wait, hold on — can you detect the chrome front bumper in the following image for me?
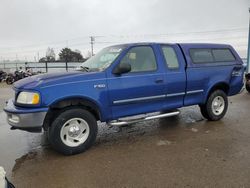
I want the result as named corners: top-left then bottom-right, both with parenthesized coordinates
top-left (4, 99), bottom-right (48, 131)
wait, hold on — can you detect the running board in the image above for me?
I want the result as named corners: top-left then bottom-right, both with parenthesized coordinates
top-left (108, 110), bottom-right (180, 126)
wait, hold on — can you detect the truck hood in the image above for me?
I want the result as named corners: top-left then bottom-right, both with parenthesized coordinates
top-left (13, 71), bottom-right (104, 90)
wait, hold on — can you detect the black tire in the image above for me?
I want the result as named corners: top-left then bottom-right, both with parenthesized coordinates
top-left (199, 104), bottom-right (209, 119)
top-left (200, 90), bottom-right (228, 121)
top-left (48, 107), bottom-right (98, 155)
top-left (6, 77), bottom-right (14, 85)
top-left (246, 81), bottom-right (250, 93)
top-left (6, 77), bottom-right (13, 85)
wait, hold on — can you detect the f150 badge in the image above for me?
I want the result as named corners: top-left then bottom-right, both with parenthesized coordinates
top-left (94, 84), bottom-right (106, 89)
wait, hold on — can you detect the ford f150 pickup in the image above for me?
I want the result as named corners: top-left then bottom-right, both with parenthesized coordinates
top-left (4, 43), bottom-right (244, 155)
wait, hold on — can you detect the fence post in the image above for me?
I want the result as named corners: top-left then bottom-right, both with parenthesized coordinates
top-left (45, 62), bottom-right (48, 73)
top-left (66, 62), bottom-right (68, 72)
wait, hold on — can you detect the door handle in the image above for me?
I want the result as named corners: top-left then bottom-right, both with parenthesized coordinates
top-left (155, 79), bottom-right (164, 83)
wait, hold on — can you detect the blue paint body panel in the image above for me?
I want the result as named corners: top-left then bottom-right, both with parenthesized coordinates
top-left (4, 43), bottom-right (244, 126)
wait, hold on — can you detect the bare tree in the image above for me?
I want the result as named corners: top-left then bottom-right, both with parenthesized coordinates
top-left (46, 47), bottom-right (56, 62)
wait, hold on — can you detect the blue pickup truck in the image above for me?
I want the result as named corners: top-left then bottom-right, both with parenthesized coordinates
top-left (4, 43), bottom-right (244, 155)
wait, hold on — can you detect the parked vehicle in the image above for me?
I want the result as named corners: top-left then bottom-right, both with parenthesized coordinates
top-left (0, 70), bottom-right (7, 83)
top-left (5, 70), bottom-right (32, 85)
top-left (245, 73), bottom-right (250, 93)
top-left (4, 43), bottom-right (244, 155)
top-left (5, 74), bottom-right (14, 85)
top-left (6, 71), bottom-right (24, 85)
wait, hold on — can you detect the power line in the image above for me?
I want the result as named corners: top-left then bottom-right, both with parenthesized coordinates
top-left (105, 27), bottom-right (248, 38)
top-left (0, 27), bottom-right (247, 50)
top-left (0, 36), bottom-right (91, 50)
top-left (0, 27), bottom-right (248, 60)
top-left (0, 42), bottom-right (91, 55)
top-left (0, 34), bottom-right (247, 55)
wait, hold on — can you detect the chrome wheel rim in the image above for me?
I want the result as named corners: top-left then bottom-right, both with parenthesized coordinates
top-left (212, 96), bottom-right (225, 115)
top-left (60, 118), bottom-right (90, 147)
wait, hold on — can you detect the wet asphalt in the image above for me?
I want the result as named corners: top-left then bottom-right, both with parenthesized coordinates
top-left (1, 83), bottom-right (250, 187)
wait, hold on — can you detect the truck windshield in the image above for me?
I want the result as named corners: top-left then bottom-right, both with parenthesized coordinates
top-left (79, 46), bottom-right (124, 72)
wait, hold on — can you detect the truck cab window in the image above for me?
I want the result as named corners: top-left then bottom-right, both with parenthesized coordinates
top-left (161, 46), bottom-right (179, 69)
top-left (120, 46), bottom-right (157, 72)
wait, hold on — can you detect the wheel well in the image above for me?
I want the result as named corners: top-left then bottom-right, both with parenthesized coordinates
top-left (207, 83), bottom-right (229, 99)
top-left (43, 98), bottom-right (101, 131)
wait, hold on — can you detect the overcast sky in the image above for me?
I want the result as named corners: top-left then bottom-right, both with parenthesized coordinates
top-left (0, 0), bottom-right (249, 61)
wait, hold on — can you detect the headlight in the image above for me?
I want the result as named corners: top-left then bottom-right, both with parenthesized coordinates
top-left (17, 92), bottom-right (40, 105)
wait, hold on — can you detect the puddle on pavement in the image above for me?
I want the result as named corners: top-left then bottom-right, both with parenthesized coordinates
top-left (96, 106), bottom-right (206, 145)
top-left (0, 111), bottom-right (47, 176)
top-left (12, 151), bottom-right (38, 172)
top-left (0, 105), bottom-right (207, 177)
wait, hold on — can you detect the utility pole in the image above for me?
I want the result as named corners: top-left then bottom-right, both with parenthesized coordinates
top-left (37, 52), bottom-right (40, 62)
top-left (247, 8), bottom-right (250, 73)
top-left (90, 36), bottom-right (95, 56)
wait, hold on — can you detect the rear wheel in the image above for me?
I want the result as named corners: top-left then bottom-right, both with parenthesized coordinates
top-left (48, 107), bottom-right (97, 155)
top-left (200, 90), bottom-right (228, 121)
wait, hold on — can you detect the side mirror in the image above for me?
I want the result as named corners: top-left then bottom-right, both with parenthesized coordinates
top-left (112, 63), bottom-right (131, 75)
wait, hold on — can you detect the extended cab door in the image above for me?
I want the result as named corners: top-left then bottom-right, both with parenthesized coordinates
top-left (160, 45), bottom-right (186, 110)
top-left (107, 45), bottom-right (166, 119)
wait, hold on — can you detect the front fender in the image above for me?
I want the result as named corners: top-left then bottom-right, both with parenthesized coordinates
top-left (49, 95), bottom-right (106, 120)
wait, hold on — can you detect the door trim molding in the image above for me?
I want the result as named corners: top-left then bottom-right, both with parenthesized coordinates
top-left (186, 89), bottom-right (204, 94)
top-left (113, 95), bottom-right (166, 104)
top-left (113, 89), bottom-right (204, 104)
top-left (166, 92), bottom-right (186, 97)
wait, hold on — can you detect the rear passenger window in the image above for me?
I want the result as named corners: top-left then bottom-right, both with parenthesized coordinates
top-left (212, 49), bottom-right (235, 62)
top-left (190, 49), bottom-right (214, 63)
top-left (161, 46), bottom-right (179, 69)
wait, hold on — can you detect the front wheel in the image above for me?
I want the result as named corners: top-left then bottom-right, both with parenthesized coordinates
top-left (48, 107), bottom-right (98, 155)
top-left (200, 90), bottom-right (228, 121)
top-left (6, 77), bottom-right (14, 85)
